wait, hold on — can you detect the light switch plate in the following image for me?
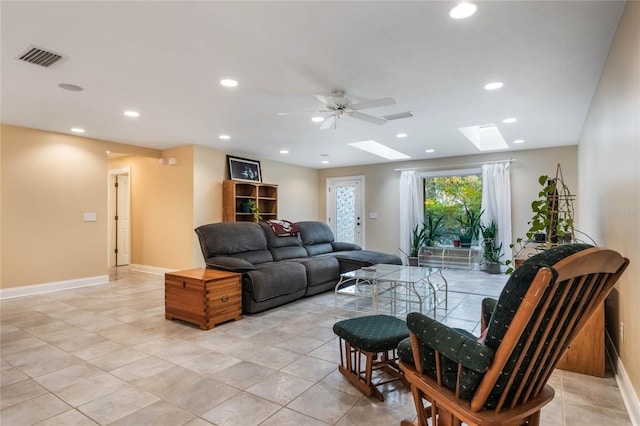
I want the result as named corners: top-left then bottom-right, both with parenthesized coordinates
top-left (84, 212), bottom-right (97, 222)
top-left (369, 212), bottom-right (378, 219)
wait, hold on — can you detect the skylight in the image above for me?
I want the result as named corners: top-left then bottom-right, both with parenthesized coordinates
top-left (348, 140), bottom-right (410, 160)
top-left (458, 124), bottom-right (509, 151)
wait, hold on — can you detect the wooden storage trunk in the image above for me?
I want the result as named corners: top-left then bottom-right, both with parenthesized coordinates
top-left (165, 268), bottom-right (242, 330)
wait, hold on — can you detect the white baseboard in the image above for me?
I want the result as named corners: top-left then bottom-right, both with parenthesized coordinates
top-left (0, 275), bottom-right (109, 300)
top-left (606, 331), bottom-right (640, 425)
top-left (128, 264), bottom-right (176, 275)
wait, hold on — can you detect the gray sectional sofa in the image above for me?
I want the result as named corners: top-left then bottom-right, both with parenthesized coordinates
top-left (195, 221), bottom-right (402, 313)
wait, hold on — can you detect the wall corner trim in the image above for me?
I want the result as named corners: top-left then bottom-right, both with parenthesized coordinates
top-left (606, 331), bottom-right (640, 425)
top-left (0, 275), bottom-right (109, 300)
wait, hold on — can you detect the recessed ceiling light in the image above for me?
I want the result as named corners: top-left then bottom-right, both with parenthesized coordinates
top-left (484, 82), bottom-right (504, 90)
top-left (124, 110), bottom-right (140, 117)
top-left (513, 139), bottom-right (525, 144)
top-left (425, 149), bottom-right (435, 153)
top-left (349, 140), bottom-right (411, 160)
top-left (502, 117), bottom-right (517, 124)
top-left (219, 134), bottom-right (231, 140)
top-left (220, 79), bottom-right (238, 87)
top-left (58, 83), bottom-right (83, 91)
top-left (311, 116), bottom-right (325, 123)
top-left (71, 128), bottom-right (85, 133)
top-left (280, 150), bottom-right (289, 154)
top-left (321, 160), bottom-right (330, 164)
top-left (450, 2), bottom-right (477, 19)
top-left (396, 133), bottom-right (408, 138)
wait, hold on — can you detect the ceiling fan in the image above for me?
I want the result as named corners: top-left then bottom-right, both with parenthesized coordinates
top-left (279, 90), bottom-right (412, 130)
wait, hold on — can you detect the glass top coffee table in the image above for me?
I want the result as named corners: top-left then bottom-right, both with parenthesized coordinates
top-left (334, 264), bottom-right (447, 319)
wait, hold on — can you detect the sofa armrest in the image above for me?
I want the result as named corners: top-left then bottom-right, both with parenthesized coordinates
top-left (407, 312), bottom-right (494, 373)
top-left (331, 241), bottom-right (362, 251)
top-left (206, 256), bottom-right (256, 272)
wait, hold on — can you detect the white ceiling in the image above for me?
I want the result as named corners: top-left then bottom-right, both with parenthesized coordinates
top-left (1, 1), bottom-right (624, 169)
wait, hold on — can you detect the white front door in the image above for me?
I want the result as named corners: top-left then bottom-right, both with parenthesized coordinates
top-left (326, 176), bottom-right (364, 247)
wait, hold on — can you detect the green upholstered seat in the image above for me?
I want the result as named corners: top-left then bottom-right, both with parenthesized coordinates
top-left (333, 314), bottom-right (409, 353)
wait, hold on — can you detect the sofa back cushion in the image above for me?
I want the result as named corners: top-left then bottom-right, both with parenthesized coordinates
top-left (195, 222), bottom-right (273, 265)
top-left (296, 221), bottom-right (335, 256)
top-left (258, 222), bottom-right (308, 261)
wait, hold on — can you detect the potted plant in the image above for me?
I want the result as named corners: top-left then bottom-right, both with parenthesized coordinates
top-left (423, 213), bottom-right (445, 247)
top-left (248, 199), bottom-right (261, 222)
top-left (456, 206), bottom-right (483, 248)
top-left (481, 220), bottom-right (503, 274)
top-left (408, 223), bottom-right (426, 266)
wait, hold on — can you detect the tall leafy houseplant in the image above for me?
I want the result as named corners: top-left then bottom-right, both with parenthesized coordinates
top-left (526, 175), bottom-right (574, 246)
top-left (481, 220), bottom-right (503, 274)
top-left (456, 206), bottom-right (483, 248)
top-left (423, 213), bottom-right (445, 247)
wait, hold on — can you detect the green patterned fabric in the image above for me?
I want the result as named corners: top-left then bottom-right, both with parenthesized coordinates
top-left (401, 312), bottom-right (495, 401)
top-left (483, 243), bottom-right (592, 407)
top-left (401, 244), bottom-right (593, 407)
top-left (482, 298), bottom-right (497, 330)
top-left (333, 315), bottom-right (409, 353)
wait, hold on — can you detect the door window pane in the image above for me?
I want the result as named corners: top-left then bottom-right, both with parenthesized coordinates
top-left (336, 186), bottom-right (355, 243)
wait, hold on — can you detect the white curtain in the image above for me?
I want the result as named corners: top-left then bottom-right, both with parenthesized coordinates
top-left (399, 170), bottom-right (423, 264)
top-left (481, 163), bottom-right (512, 267)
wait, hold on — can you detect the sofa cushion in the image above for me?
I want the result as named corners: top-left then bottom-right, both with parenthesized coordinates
top-left (258, 222), bottom-right (308, 261)
top-left (245, 261), bottom-right (307, 302)
top-left (332, 250), bottom-right (403, 273)
top-left (195, 222), bottom-right (273, 264)
top-left (296, 221), bottom-right (335, 245)
top-left (295, 256), bottom-right (340, 287)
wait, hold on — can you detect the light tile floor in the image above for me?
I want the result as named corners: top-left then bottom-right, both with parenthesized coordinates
top-left (1, 268), bottom-right (632, 425)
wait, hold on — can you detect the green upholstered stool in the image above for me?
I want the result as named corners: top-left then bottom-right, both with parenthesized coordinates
top-left (333, 314), bottom-right (410, 401)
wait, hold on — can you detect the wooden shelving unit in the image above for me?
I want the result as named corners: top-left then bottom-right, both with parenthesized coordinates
top-left (223, 180), bottom-right (278, 222)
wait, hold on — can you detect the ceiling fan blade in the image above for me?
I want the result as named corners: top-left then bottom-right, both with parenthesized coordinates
top-left (349, 97), bottom-right (396, 110)
top-left (349, 111), bottom-right (387, 125)
top-left (320, 115), bottom-right (336, 130)
top-left (315, 95), bottom-right (330, 105)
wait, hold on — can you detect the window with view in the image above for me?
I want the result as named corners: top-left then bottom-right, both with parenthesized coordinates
top-left (422, 173), bottom-right (483, 246)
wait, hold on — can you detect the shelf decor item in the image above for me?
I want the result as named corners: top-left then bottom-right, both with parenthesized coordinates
top-left (227, 155), bottom-right (262, 182)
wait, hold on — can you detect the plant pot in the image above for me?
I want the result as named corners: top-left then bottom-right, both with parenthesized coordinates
top-left (453, 239), bottom-right (461, 247)
top-left (408, 256), bottom-right (419, 266)
top-left (534, 233), bottom-right (546, 243)
top-left (485, 263), bottom-right (501, 274)
top-left (459, 236), bottom-right (472, 248)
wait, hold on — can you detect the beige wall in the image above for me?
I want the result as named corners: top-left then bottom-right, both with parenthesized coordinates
top-left (109, 145), bottom-right (195, 271)
top-left (191, 147), bottom-right (321, 267)
top-left (1, 124), bottom-right (159, 288)
top-left (319, 146), bottom-right (577, 256)
top-left (578, 1), bottom-right (640, 398)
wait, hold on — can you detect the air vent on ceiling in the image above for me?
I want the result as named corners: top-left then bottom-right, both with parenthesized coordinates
top-left (381, 111), bottom-right (414, 121)
top-left (17, 46), bottom-right (63, 67)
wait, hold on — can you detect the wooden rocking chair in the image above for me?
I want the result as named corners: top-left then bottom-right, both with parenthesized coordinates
top-left (399, 244), bottom-right (629, 426)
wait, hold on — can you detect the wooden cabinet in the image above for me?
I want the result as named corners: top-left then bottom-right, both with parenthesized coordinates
top-left (223, 180), bottom-right (278, 222)
top-left (165, 268), bottom-right (242, 330)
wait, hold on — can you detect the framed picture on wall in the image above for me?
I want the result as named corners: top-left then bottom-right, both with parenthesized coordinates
top-left (227, 155), bottom-right (262, 182)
